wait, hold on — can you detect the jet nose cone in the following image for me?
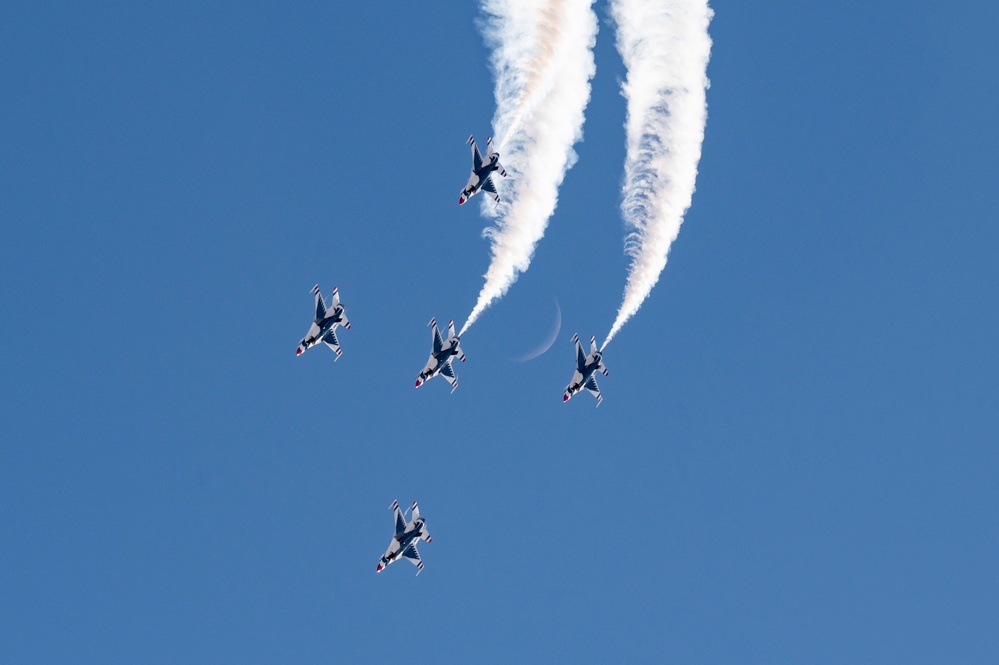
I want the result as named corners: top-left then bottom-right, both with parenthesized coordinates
top-left (563, 393), bottom-right (570, 402)
top-left (459, 196), bottom-right (466, 205)
top-left (376, 563), bottom-right (384, 573)
top-left (415, 379), bottom-right (423, 388)
top-left (296, 347), bottom-right (303, 356)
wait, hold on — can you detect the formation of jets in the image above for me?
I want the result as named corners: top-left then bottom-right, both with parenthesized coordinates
top-left (295, 136), bottom-right (614, 575)
top-left (295, 283), bottom-right (609, 408)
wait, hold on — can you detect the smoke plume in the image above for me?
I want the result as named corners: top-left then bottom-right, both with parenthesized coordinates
top-left (461, 0), bottom-right (598, 335)
top-left (602, 0), bottom-right (713, 348)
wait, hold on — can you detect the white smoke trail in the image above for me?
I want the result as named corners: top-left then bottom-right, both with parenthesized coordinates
top-left (460, 0), bottom-right (597, 336)
top-left (602, 0), bottom-right (713, 349)
top-left (495, 0), bottom-right (568, 147)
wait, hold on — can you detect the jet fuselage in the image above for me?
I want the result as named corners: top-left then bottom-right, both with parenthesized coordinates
top-left (299, 307), bottom-right (345, 351)
top-left (565, 352), bottom-right (602, 400)
top-left (377, 518), bottom-right (428, 570)
top-left (418, 338), bottom-right (461, 382)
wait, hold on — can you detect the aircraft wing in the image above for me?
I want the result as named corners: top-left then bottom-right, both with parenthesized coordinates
top-left (393, 501), bottom-right (407, 535)
top-left (322, 329), bottom-right (342, 359)
top-left (573, 334), bottom-right (586, 370)
top-left (440, 359), bottom-right (458, 392)
top-left (430, 318), bottom-right (444, 355)
top-left (401, 543), bottom-right (424, 574)
top-left (584, 374), bottom-right (603, 406)
top-left (469, 135), bottom-right (483, 172)
top-left (481, 174), bottom-right (500, 203)
top-left (313, 284), bottom-right (327, 321)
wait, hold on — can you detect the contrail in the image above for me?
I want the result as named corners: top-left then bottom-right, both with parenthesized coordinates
top-left (602, 0), bottom-right (713, 349)
top-left (460, 0), bottom-right (598, 336)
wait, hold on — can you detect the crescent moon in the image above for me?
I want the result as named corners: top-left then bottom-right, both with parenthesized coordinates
top-left (513, 298), bottom-right (561, 362)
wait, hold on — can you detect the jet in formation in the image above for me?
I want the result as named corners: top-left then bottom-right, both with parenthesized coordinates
top-left (415, 317), bottom-right (466, 392)
top-left (296, 284), bottom-right (351, 359)
top-left (563, 334), bottom-right (609, 406)
top-left (376, 500), bottom-right (432, 575)
top-left (458, 134), bottom-right (507, 205)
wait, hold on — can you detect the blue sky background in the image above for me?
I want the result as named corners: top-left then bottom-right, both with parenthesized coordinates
top-left (2, 1), bottom-right (997, 662)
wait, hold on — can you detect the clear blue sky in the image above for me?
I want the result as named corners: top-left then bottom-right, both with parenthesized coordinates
top-left (2, 1), bottom-right (997, 662)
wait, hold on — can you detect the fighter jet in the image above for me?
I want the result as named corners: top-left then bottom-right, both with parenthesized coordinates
top-left (376, 500), bottom-right (432, 575)
top-left (415, 317), bottom-right (466, 392)
top-left (563, 334), bottom-right (609, 406)
top-left (458, 134), bottom-right (507, 205)
top-left (296, 284), bottom-right (351, 359)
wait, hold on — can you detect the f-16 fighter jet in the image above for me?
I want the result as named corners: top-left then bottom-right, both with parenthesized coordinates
top-left (376, 500), bottom-right (432, 575)
top-left (458, 134), bottom-right (507, 205)
top-left (563, 334), bottom-right (609, 406)
top-left (415, 318), bottom-right (466, 391)
top-left (296, 284), bottom-right (351, 359)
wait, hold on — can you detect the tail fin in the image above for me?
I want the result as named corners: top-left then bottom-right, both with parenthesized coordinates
top-left (590, 335), bottom-right (598, 356)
